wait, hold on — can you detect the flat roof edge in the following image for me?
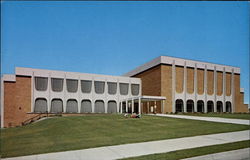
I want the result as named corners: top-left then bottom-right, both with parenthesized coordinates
top-left (123, 56), bottom-right (240, 77)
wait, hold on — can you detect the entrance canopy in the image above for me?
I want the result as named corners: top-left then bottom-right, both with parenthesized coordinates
top-left (120, 95), bottom-right (166, 114)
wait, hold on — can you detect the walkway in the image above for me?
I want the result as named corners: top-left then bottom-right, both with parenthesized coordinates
top-left (182, 148), bottom-right (250, 160)
top-left (150, 114), bottom-right (250, 125)
top-left (3, 130), bottom-right (250, 160)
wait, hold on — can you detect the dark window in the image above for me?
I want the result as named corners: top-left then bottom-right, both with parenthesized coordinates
top-left (131, 84), bottom-right (139, 96)
top-left (51, 78), bottom-right (63, 92)
top-left (35, 77), bottom-right (48, 91)
top-left (66, 79), bottom-right (78, 93)
top-left (95, 100), bottom-right (105, 113)
top-left (81, 80), bottom-right (92, 93)
top-left (81, 100), bottom-right (92, 113)
top-left (119, 83), bottom-right (129, 95)
top-left (66, 99), bottom-right (78, 113)
top-left (94, 81), bottom-right (105, 94)
top-left (108, 101), bottom-right (117, 113)
top-left (34, 98), bottom-right (47, 113)
top-left (108, 82), bottom-right (117, 95)
top-left (51, 99), bottom-right (63, 113)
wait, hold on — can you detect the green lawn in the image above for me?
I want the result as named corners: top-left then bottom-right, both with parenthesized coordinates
top-left (175, 113), bottom-right (250, 120)
top-left (1, 114), bottom-right (249, 158)
top-left (121, 140), bottom-right (250, 160)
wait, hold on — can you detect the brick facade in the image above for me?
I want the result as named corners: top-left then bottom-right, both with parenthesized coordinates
top-left (3, 76), bottom-right (34, 127)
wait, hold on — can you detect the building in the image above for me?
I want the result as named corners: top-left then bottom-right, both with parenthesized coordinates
top-left (124, 56), bottom-right (248, 114)
top-left (1, 56), bottom-right (248, 128)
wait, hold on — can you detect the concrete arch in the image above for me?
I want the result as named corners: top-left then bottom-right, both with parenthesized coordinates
top-left (197, 100), bottom-right (204, 113)
top-left (95, 100), bottom-right (105, 113)
top-left (216, 101), bottom-right (223, 113)
top-left (207, 101), bottom-right (214, 113)
top-left (51, 98), bottom-right (63, 113)
top-left (66, 99), bottom-right (78, 113)
top-left (175, 99), bottom-right (184, 113)
top-left (107, 100), bottom-right (117, 113)
top-left (34, 98), bottom-right (48, 113)
top-left (187, 100), bottom-right (194, 113)
top-left (226, 101), bottom-right (232, 113)
top-left (81, 99), bottom-right (92, 113)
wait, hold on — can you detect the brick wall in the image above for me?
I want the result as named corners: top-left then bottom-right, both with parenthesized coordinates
top-left (4, 76), bottom-right (34, 127)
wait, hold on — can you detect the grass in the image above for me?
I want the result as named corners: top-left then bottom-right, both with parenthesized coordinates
top-left (121, 140), bottom-right (250, 160)
top-left (1, 114), bottom-right (249, 158)
top-left (174, 112), bottom-right (250, 120)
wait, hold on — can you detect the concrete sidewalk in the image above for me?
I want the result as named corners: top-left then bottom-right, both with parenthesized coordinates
top-left (182, 148), bottom-right (250, 160)
top-left (3, 130), bottom-right (249, 160)
top-left (151, 114), bottom-right (250, 125)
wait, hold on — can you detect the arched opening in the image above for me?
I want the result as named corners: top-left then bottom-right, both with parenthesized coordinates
top-left (197, 100), bottom-right (204, 113)
top-left (216, 101), bottom-right (223, 113)
top-left (81, 100), bottom-right (92, 113)
top-left (66, 99), bottom-right (78, 113)
top-left (207, 101), bottom-right (214, 113)
top-left (226, 101), bottom-right (232, 113)
top-left (175, 99), bottom-right (184, 113)
top-left (107, 101), bottom-right (117, 113)
top-left (51, 99), bottom-right (63, 113)
top-left (95, 100), bottom-right (105, 113)
top-left (187, 100), bottom-right (194, 113)
top-left (34, 98), bottom-right (47, 113)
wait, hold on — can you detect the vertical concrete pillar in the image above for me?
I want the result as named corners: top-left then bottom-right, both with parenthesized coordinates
top-left (78, 76), bottom-right (81, 113)
top-left (184, 61), bottom-right (187, 112)
top-left (31, 72), bottom-right (35, 112)
top-left (132, 99), bottom-right (134, 113)
top-left (223, 68), bottom-right (226, 112)
top-left (194, 64), bottom-right (197, 112)
top-left (91, 77), bottom-right (95, 113)
top-left (48, 73), bottom-right (51, 113)
top-left (63, 74), bottom-right (67, 113)
top-left (147, 102), bottom-right (149, 113)
top-left (231, 69), bottom-right (235, 113)
top-left (172, 61), bottom-right (176, 113)
top-left (125, 100), bottom-right (128, 113)
top-left (214, 66), bottom-right (217, 112)
top-left (138, 97), bottom-right (141, 114)
top-left (204, 65), bottom-right (208, 113)
top-left (161, 100), bottom-right (164, 113)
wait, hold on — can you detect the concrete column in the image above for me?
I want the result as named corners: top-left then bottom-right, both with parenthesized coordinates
top-left (204, 65), bottom-right (208, 113)
top-left (147, 102), bottom-right (149, 113)
top-left (138, 97), bottom-right (141, 114)
top-left (154, 101), bottom-right (156, 113)
top-left (132, 99), bottom-right (134, 113)
top-left (120, 101), bottom-right (122, 113)
top-left (194, 64), bottom-right (197, 112)
top-left (63, 74), bottom-right (67, 113)
top-left (161, 100), bottom-right (164, 113)
top-left (31, 72), bottom-right (35, 112)
top-left (172, 61), bottom-right (176, 113)
top-left (214, 66), bottom-right (217, 112)
top-left (91, 78), bottom-right (95, 113)
top-left (48, 73), bottom-right (51, 113)
top-left (184, 61), bottom-right (187, 112)
top-left (231, 69), bottom-right (235, 112)
top-left (78, 76), bottom-right (81, 113)
top-left (125, 100), bottom-right (128, 113)
top-left (223, 68), bottom-right (226, 112)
